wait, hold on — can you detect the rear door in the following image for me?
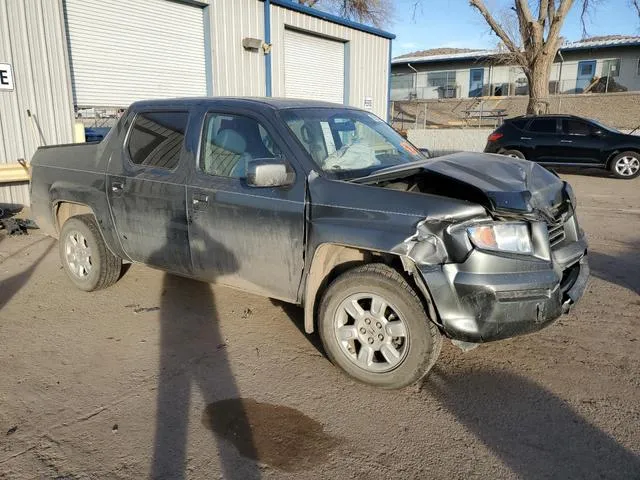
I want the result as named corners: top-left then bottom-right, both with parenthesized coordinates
top-left (185, 106), bottom-right (306, 302)
top-left (557, 118), bottom-right (606, 164)
top-left (525, 117), bottom-right (561, 162)
top-left (106, 110), bottom-right (192, 274)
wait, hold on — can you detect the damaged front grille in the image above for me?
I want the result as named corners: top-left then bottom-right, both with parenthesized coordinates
top-left (548, 222), bottom-right (566, 248)
top-left (546, 206), bottom-right (567, 248)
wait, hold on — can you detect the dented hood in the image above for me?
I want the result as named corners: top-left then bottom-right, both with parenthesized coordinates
top-left (354, 152), bottom-right (568, 218)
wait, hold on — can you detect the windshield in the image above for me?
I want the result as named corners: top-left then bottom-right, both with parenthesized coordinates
top-left (590, 118), bottom-right (621, 134)
top-left (281, 108), bottom-right (426, 178)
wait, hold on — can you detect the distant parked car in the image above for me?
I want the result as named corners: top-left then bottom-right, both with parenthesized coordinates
top-left (484, 115), bottom-right (640, 179)
top-left (84, 127), bottom-right (111, 143)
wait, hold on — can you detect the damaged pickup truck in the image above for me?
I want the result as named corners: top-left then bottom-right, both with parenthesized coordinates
top-left (30, 98), bottom-right (589, 388)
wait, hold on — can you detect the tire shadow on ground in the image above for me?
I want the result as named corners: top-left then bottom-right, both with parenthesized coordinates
top-left (424, 366), bottom-right (640, 479)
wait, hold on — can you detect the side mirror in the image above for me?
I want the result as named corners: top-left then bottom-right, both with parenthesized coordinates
top-left (246, 158), bottom-right (295, 187)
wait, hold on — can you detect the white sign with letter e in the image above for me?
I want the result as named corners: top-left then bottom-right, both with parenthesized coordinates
top-left (0, 63), bottom-right (15, 91)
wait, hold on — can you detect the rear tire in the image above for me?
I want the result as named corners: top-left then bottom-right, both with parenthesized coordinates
top-left (318, 263), bottom-right (442, 389)
top-left (610, 151), bottom-right (640, 179)
top-left (501, 149), bottom-right (526, 160)
top-left (59, 215), bottom-right (122, 291)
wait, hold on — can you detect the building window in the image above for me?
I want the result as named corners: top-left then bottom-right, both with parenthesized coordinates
top-left (637, 58), bottom-right (640, 76)
top-left (427, 71), bottom-right (457, 98)
top-left (427, 71), bottom-right (456, 88)
top-left (602, 58), bottom-right (621, 77)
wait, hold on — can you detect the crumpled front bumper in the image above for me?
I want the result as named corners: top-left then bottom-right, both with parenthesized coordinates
top-left (419, 235), bottom-right (589, 343)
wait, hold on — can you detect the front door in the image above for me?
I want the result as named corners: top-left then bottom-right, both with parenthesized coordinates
top-left (469, 68), bottom-right (484, 97)
top-left (576, 60), bottom-right (596, 92)
top-left (556, 118), bottom-right (606, 164)
top-left (186, 108), bottom-right (306, 302)
top-left (106, 110), bottom-right (192, 275)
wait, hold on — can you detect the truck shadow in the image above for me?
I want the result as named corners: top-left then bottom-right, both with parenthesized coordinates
top-left (0, 238), bottom-right (54, 312)
top-left (424, 367), bottom-right (640, 479)
top-left (588, 240), bottom-right (640, 294)
top-left (149, 228), bottom-right (260, 479)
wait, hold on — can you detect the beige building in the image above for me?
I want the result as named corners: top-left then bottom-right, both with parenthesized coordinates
top-left (391, 36), bottom-right (640, 100)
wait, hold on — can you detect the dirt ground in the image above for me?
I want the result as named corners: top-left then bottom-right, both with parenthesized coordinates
top-left (0, 171), bottom-right (638, 480)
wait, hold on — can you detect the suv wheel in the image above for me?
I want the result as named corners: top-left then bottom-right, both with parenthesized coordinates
top-left (59, 215), bottom-right (122, 291)
top-left (318, 263), bottom-right (442, 389)
top-left (610, 151), bottom-right (640, 179)
top-left (501, 149), bottom-right (526, 159)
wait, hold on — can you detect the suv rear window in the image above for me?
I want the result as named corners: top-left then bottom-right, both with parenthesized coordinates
top-left (127, 111), bottom-right (189, 169)
top-left (509, 118), bottom-right (529, 130)
top-left (528, 118), bottom-right (557, 134)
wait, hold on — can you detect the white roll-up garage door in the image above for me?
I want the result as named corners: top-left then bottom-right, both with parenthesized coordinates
top-left (284, 29), bottom-right (345, 104)
top-left (64, 0), bottom-right (207, 107)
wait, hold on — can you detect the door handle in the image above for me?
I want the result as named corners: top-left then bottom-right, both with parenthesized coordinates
top-left (560, 140), bottom-right (573, 143)
top-left (111, 181), bottom-right (124, 192)
top-left (520, 137), bottom-right (532, 140)
top-left (192, 194), bottom-right (209, 206)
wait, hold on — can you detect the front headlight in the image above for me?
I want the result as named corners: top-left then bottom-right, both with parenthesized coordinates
top-left (565, 182), bottom-right (577, 209)
top-left (467, 222), bottom-right (533, 255)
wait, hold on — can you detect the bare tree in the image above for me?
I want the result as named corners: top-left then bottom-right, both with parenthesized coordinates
top-left (297, 0), bottom-right (392, 27)
top-left (469, 0), bottom-right (577, 114)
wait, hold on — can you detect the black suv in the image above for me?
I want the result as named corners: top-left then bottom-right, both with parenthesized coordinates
top-left (484, 115), bottom-right (640, 179)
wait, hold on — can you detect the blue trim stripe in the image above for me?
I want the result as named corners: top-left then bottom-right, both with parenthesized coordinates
top-left (387, 39), bottom-right (392, 122)
top-left (264, 0), bottom-right (272, 96)
top-left (268, 0), bottom-right (395, 40)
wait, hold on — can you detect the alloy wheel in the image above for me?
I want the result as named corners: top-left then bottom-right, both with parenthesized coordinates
top-left (64, 231), bottom-right (93, 278)
top-left (333, 293), bottom-right (409, 373)
top-left (615, 155), bottom-right (640, 177)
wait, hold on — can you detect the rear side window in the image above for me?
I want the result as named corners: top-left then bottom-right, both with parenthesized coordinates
top-left (528, 118), bottom-right (557, 134)
top-left (509, 118), bottom-right (529, 130)
top-left (563, 119), bottom-right (592, 136)
top-left (127, 111), bottom-right (188, 169)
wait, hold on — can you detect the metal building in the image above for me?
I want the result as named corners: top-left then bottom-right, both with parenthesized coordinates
top-left (0, 0), bottom-right (394, 207)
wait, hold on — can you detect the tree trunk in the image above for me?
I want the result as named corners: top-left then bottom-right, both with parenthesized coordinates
top-left (525, 55), bottom-right (555, 115)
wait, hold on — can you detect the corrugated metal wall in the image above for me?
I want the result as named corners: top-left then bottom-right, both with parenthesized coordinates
top-left (209, 1), bottom-right (391, 119)
top-left (209, 0), bottom-right (266, 97)
top-left (0, 0), bottom-right (74, 207)
top-left (271, 5), bottom-right (390, 119)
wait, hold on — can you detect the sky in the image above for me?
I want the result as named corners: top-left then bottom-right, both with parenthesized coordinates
top-left (389, 0), bottom-right (640, 57)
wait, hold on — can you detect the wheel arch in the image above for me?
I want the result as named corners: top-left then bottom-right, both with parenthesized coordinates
top-left (302, 243), bottom-right (439, 334)
top-left (605, 148), bottom-right (640, 169)
top-left (54, 201), bottom-right (120, 259)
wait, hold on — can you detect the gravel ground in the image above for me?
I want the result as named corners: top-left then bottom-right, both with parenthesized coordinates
top-left (0, 172), bottom-right (638, 480)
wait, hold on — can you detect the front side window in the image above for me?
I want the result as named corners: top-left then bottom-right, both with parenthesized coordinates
top-left (200, 113), bottom-right (281, 178)
top-left (528, 118), bottom-right (557, 134)
top-left (127, 111), bottom-right (188, 169)
top-left (563, 119), bottom-right (592, 136)
top-left (282, 108), bottom-right (425, 178)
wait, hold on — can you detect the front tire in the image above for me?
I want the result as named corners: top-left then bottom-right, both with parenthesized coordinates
top-left (610, 151), bottom-right (640, 179)
top-left (59, 215), bottom-right (122, 291)
top-left (318, 263), bottom-right (442, 389)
